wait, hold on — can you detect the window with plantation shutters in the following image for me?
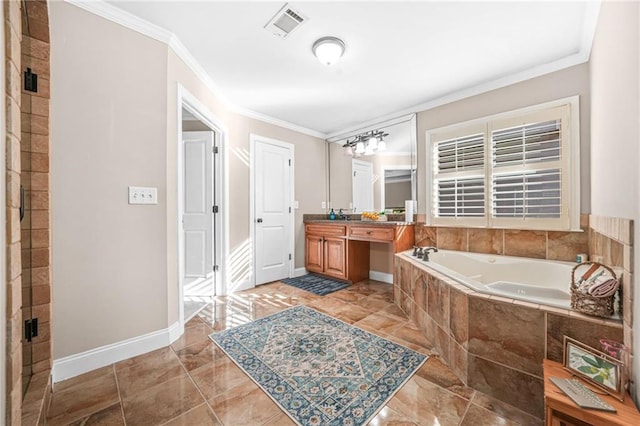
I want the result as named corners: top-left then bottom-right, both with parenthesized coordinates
top-left (433, 133), bottom-right (485, 218)
top-left (426, 99), bottom-right (579, 231)
top-left (491, 120), bottom-right (562, 219)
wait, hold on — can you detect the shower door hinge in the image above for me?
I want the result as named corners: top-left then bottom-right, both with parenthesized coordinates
top-left (24, 318), bottom-right (38, 342)
top-left (24, 68), bottom-right (38, 93)
top-left (213, 146), bottom-right (219, 154)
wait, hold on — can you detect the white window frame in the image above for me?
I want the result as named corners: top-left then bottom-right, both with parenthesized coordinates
top-left (426, 96), bottom-right (580, 231)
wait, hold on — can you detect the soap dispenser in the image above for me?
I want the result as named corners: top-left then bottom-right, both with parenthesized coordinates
top-left (329, 209), bottom-right (336, 220)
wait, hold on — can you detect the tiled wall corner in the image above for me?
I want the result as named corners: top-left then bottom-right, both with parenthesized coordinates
top-left (588, 214), bottom-right (634, 394)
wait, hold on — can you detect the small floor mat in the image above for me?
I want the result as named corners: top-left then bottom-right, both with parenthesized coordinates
top-left (281, 274), bottom-right (350, 296)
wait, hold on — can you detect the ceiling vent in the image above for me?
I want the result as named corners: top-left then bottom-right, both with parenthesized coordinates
top-left (264, 3), bottom-right (307, 39)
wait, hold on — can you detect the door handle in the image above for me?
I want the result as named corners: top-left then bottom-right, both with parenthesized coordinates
top-left (19, 185), bottom-right (24, 222)
top-left (257, 218), bottom-right (263, 223)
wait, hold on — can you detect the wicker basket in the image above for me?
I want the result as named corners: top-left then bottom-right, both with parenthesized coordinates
top-left (570, 262), bottom-right (618, 318)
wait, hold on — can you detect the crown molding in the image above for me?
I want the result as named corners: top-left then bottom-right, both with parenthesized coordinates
top-left (232, 105), bottom-right (326, 139)
top-left (66, 0), bottom-right (172, 44)
top-left (64, 0), bottom-right (326, 140)
top-left (326, 2), bottom-right (600, 138)
top-left (65, 0), bottom-right (600, 143)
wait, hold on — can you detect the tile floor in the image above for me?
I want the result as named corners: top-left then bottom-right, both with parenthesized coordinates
top-left (46, 281), bottom-right (543, 425)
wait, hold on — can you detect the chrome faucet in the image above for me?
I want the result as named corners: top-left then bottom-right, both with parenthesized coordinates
top-left (337, 208), bottom-right (349, 220)
top-left (414, 247), bottom-right (424, 259)
top-left (422, 247), bottom-right (438, 261)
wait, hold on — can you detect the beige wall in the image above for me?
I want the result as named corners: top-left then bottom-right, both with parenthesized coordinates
top-left (416, 63), bottom-right (590, 215)
top-left (51, 2), bottom-right (327, 357)
top-left (165, 51), bottom-right (327, 323)
top-left (589, 0), bottom-right (640, 404)
top-left (50, 3), bottom-right (170, 358)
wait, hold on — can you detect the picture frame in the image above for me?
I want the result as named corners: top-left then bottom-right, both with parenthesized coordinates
top-left (563, 336), bottom-right (625, 401)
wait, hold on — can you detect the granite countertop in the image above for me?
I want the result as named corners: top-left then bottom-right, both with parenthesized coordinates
top-left (304, 219), bottom-right (414, 226)
top-left (303, 213), bottom-right (414, 226)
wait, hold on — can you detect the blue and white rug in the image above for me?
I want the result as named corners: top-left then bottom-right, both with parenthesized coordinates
top-left (281, 274), bottom-right (350, 296)
top-left (209, 305), bottom-right (427, 425)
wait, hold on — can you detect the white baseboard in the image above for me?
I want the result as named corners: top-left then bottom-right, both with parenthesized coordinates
top-left (52, 321), bottom-right (180, 384)
top-left (369, 270), bottom-right (393, 284)
top-left (294, 267), bottom-right (307, 277)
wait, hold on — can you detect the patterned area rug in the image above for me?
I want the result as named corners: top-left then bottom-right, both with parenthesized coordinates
top-left (209, 305), bottom-right (427, 425)
top-left (281, 274), bottom-right (350, 296)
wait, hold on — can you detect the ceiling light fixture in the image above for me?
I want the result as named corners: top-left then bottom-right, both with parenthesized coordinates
top-left (343, 130), bottom-right (389, 157)
top-left (312, 36), bottom-right (345, 66)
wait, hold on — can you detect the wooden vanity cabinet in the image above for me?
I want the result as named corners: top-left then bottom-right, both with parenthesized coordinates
top-left (304, 224), bottom-right (369, 282)
top-left (305, 222), bottom-right (414, 283)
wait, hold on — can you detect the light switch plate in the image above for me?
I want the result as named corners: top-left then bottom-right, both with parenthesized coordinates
top-left (294, 201), bottom-right (299, 209)
top-left (129, 186), bottom-right (158, 205)
top-left (321, 201), bottom-right (326, 209)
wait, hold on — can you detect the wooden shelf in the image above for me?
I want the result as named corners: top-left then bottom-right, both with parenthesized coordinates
top-left (544, 359), bottom-right (640, 426)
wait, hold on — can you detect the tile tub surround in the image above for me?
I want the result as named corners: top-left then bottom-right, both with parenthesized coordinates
top-left (394, 254), bottom-right (623, 418)
top-left (414, 221), bottom-right (589, 262)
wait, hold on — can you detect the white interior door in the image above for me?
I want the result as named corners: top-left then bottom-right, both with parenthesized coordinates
top-left (352, 159), bottom-right (374, 213)
top-left (182, 131), bottom-right (214, 292)
top-left (254, 138), bottom-right (292, 285)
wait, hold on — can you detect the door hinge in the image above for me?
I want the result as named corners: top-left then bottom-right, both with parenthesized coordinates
top-left (289, 253), bottom-right (292, 260)
top-left (354, 171), bottom-right (356, 177)
top-left (213, 265), bottom-right (219, 272)
top-left (288, 159), bottom-right (291, 166)
top-left (289, 206), bottom-right (291, 213)
top-left (213, 146), bottom-right (219, 154)
top-left (24, 318), bottom-right (38, 342)
top-left (24, 68), bottom-right (38, 93)
top-left (213, 205), bottom-right (219, 213)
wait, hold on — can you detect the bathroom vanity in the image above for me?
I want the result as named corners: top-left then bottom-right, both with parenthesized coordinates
top-left (304, 219), bottom-right (414, 282)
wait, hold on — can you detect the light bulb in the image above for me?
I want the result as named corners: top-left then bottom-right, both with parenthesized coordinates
top-left (368, 137), bottom-right (378, 150)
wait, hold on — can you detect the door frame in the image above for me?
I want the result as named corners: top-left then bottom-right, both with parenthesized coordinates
top-left (249, 134), bottom-right (295, 287)
top-left (177, 84), bottom-right (228, 331)
top-left (380, 165), bottom-right (413, 212)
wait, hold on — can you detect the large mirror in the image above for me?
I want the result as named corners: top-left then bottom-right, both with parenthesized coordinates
top-left (327, 114), bottom-right (417, 213)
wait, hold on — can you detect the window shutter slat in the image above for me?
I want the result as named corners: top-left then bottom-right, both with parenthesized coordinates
top-left (492, 169), bottom-right (561, 219)
top-left (435, 177), bottom-right (485, 217)
top-left (492, 119), bottom-right (561, 167)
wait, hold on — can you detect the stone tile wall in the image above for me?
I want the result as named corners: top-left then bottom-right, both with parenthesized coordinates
top-left (20, 1), bottom-right (51, 425)
top-left (414, 214), bottom-right (590, 262)
top-left (4, 1), bottom-right (23, 424)
top-left (3, 1), bottom-right (51, 424)
top-left (394, 254), bottom-right (623, 418)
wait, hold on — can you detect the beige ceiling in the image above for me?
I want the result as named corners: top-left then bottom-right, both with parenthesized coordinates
top-left (105, 1), bottom-right (599, 136)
